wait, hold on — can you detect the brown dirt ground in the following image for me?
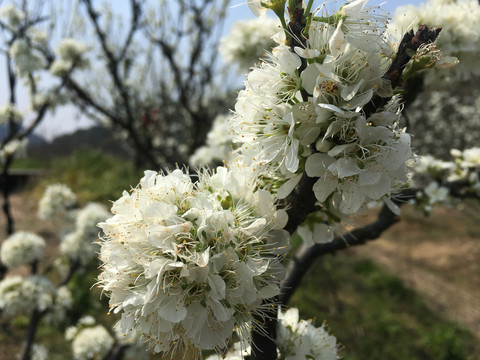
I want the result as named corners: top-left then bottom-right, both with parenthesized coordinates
top-left (348, 205), bottom-right (480, 339)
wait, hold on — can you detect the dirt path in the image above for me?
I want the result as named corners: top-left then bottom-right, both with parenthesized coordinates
top-left (348, 206), bottom-right (480, 339)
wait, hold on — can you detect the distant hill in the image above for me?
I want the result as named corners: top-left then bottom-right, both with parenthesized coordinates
top-left (31, 125), bottom-right (133, 159)
top-left (0, 124), bottom-right (48, 149)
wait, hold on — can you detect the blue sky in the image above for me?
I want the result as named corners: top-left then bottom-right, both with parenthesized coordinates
top-left (1, 0), bottom-right (426, 140)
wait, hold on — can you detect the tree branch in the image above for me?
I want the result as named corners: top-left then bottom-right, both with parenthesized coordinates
top-left (280, 204), bottom-right (399, 305)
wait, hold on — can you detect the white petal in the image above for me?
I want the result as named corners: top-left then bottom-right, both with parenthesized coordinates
top-left (285, 139), bottom-right (300, 172)
top-left (313, 177), bottom-right (338, 202)
top-left (277, 174), bottom-right (302, 199)
top-left (340, 188), bottom-right (365, 214)
top-left (305, 153), bottom-right (335, 178)
top-left (329, 21), bottom-right (346, 58)
top-left (294, 46), bottom-right (320, 59)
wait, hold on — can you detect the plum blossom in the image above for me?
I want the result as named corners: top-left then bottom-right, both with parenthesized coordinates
top-left (231, 1), bottom-right (413, 217)
top-left (70, 325), bottom-right (114, 360)
top-left (60, 202), bottom-right (109, 264)
top-left (0, 231), bottom-right (45, 269)
top-left (97, 165), bottom-right (289, 358)
top-left (219, 17), bottom-right (280, 72)
top-left (190, 114), bottom-right (235, 167)
top-left (277, 307), bottom-right (338, 360)
top-left (0, 275), bottom-right (56, 316)
top-left (38, 183), bottom-right (77, 220)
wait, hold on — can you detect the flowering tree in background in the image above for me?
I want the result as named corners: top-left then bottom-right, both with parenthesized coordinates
top-left (0, 2), bottom-right (74, 239)
top-left (1, 0), bottom-right (480, 360)
top-left (43, 0), bottom-right (230, 169)
top-left (0, 183), bottom-right (111, 359)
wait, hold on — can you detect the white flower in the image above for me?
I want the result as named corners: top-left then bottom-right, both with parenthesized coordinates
top-left (46, 286), bottom-right (73, 323)
top-left (424, 181), bottom-right (449, 205)
top-left (97, 166), bottom-right (289, 358)
top-left (306, 108), bottom-right (412, 215)
top-left (10, 39), bottom-right (45, 77)
top-left (76, 202), bottom-right (109, 237)
top-left (56, 38), bottom-right (88, 64)
top-left (452, 147), bottom-right (480, 168)
top-left (337, 0), bottom-right (391, 54)
top-left (0, 275), bottom-right (55, 316)
top-left (0, 104), bottom-right (22, 125)
top-left (246, 0), bottom-right (273, 17)
top-left (205, 342), bottom-right (250, 360)
top-left (0, 138), bottom-right (28, 162)
top-left (38, 183), bottom-right (77, 220)
top-left (190, 114), bottom-right (235, 167)
top-left (230, 2), bottom-right (398, 203)
top-left (49, 60), bottom-right (72, 77)
top-left (297, 222), bottom-right (335, 246)
top-left (71, 325), bottom-right (114, 360)
top-left (219, 17), bottom-right (280, 72)
top-left (60, 231), bottom-right (95, 265)
top-left (31, 344), bottom-right (49, 360)
top-left (412, 155), bottom-right (454, 175)
top-left (59, 202), bottom-right (109, 264)
top-left (0, 4), bottom-right (25, 27)
top-left (277, 308), bottom-right (338, 360)
top-left (0, 231), bottom-right (45, 269)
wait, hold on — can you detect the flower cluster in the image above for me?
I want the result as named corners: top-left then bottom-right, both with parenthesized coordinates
top-left (415, 181), bottom-right (450, 214)
top-left (0, 104), bottom-right (22, 125)
top-left (0, 231), bottom-right (46, 269)
top-left (451, 147), bottom-right (480, 170)
top-left (231, 0), bottom-right (412, 220)
top-left (277, 308), bottom-right (338, 360)
top-left (412, 155), bottom-right (454, 177)
top-left (97, 166), bottom-right (289, 357)
top-left (60, 202), bottom-right (109, 264)
top-left (412, 148), bottom-right (480, 185)
top-left (393, 0), bottom-right (480, 85)
top-left (206, 307), bottom-right (339, 360)
top-left (10, 38), bottom-right (45, 77)
top-left (31, 344), bottom-right (49, 360)
top-left (408, 147), bottom-right (480, 213)
top-left (190, 114), bottom-right (236, 167)
top-left (0, 4), bottom-right (24, 27)
top-left (50, 38), bottom-right (89, 76)
top-left (0, 274), bottom-right (72, 322)
top-left (0, 275), bottom-right (55, 315)
top-left (66, 317), bottom-right (114, 360)
top-left (219, 17), bottom-right (280, 73)
top-left (0, 138), bottom-right (28, 163)
top-left (38, 183), bottom-right (77, 220)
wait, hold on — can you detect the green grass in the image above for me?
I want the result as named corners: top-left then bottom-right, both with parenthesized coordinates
top-left (289, 254), bottom-right (479, 360)
top-left (36, 148), bottom-right (143, 204)
top-left (10, 156), bottom-right (46, 169)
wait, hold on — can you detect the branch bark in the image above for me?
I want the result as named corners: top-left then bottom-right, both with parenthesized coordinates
top-left (280, 204), bottom-right (400, 306)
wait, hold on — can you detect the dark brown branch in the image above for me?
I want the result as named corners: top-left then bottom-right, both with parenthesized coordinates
top-left (19, 256), bottom-right (83, 359)
top-left (20, 309), bottom-right (46, 360)
top-left (279, 177), bottom-right (480, 306)
top-left (280, 204), bottom-right (399, 305)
